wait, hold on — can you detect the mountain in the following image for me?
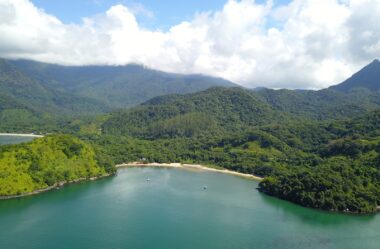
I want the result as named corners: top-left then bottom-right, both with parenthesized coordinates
top-left (0, 59), bottom-right (110, 132)
top-left (101, 87), bottom-right (293, 138)
top-left (255, 88), bottom-right (380, 120)
top-left (8, 59), bottom-right (237, 108)
top-left (102, 84), bottom-right (380, 139)
top-left (330, 59), bottom-right (380, 92)
top-left (98, 88), bottom-right (380, 213)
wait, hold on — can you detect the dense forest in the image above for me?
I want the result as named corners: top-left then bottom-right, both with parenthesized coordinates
top-left (1, 58), bottom-right (380, 214)
top-left (95, 87), bottom-right (380, 214)
top-left (0, 135), bottom-right (113, 196)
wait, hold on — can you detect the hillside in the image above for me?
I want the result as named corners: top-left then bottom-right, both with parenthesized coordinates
top-left (9, 59), bottom-right (237, 108)
top-left (97, 83), bottom-right (380, 213)
top-left (256, 88), bottom-right (380, 120)
top-left (259, 110), bottom-right (380, 214)
top-left (94, 108), bottom-right (380, 213)
top-left (0, 59), bottom-right (109, 115)
top-left (0, 135), bottom-right (112, 197)
top-left (0, 59), bottom-right (111, 132)
top-left (101, 87), bottom-right (293, 138)
top-left (330, 59), bottom-right (380, 92)
top-left (102, 85), bottom-right (380, 139)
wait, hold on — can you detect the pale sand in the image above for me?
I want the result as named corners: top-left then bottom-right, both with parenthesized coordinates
top-left (116, 162), bottom-right (263, 181)
top-left (0, 133), bottom-right (44, 137)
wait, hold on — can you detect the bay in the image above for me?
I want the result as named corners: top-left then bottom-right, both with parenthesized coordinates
top-left (0, 167), bottom-right (379, 249)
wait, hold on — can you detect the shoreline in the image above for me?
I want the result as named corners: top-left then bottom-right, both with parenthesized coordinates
top-left (0, 133), bottom-right (44, 138)
top-left (116, 162), bottom-right (263, 181)
top-left (0, 174), bottom-right (111, 200)
top-left (0, 162), bottom-right (262, 200)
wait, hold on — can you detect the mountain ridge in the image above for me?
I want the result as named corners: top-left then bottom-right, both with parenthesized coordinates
top-left (8, 59), bottom-right (238, 108)
top-left (330, 59), bottom-right (380, 92)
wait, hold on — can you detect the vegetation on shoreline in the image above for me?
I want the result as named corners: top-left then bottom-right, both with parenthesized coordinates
top-left (92, 89), bottom-right (380, 214)
top-left (0, 135), bottom-right (113, 197)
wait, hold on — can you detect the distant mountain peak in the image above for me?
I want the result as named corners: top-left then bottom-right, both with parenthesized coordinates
top-left (330, 59), bottom-right (380, 92)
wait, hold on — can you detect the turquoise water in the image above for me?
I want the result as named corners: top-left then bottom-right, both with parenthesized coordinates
top-left (0, 167), bottom-right (379, 249)
top-left (0, 135), bottom-right (36, 145)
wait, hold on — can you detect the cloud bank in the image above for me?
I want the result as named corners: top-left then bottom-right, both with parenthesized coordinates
top-left (0, 0), bottom-right (380, 89)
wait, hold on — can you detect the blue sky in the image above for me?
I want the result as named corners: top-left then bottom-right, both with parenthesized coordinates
top-left (31, 0), bottom-right (290, 30)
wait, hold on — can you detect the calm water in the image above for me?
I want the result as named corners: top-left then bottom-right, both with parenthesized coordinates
top-left (0, 167), bottom-right (379, 249)
top-left (0, 135), bottom-right (36, 145)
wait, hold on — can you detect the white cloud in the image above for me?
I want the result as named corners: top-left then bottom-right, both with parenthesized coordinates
top-left (0, 0), bottom-right (380, 89)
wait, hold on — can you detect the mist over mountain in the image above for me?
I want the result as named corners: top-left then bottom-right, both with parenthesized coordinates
top-left (8, 59), bottom-right (237, 108)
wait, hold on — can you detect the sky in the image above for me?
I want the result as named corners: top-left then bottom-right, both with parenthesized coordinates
top-left (0, 0), bottom-right (380, 89)
top-left (30, 0), bottom-right (290, 30)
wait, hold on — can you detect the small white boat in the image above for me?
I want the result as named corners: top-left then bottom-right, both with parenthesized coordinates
top-left (203, 185), bottom-right (207, 190)
top-left (146, 178), bottom-right (150, 182)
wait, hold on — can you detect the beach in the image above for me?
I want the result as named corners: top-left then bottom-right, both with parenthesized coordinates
top-left (116, 162), bottom-right (263, 181)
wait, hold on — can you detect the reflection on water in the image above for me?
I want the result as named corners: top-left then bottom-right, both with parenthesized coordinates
top-left (0, 167), bottom-right (379, 249)
top-left (258, 191), bottom-right (376, 226)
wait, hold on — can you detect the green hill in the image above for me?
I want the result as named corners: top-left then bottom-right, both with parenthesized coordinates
top-left (258, 110), bottom-right (380, 214)
top-left (0, 59), bottom-right (109, 115)
top-left (256, 88), bottom-right (380, 120)
top-left (102, 86), bottom-right (380, 139)
top-left (98, 85), bottom-right (380, 214)
top-left (102, 87), bottom-right (292, 138)
top-left (9, 59), bottom-right (237, 108)
top-left (0, 135), bottom-right (112, 197)
top-left (0, 59), bottom-right (111, 132)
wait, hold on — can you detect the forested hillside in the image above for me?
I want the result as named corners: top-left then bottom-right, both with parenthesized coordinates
top-left (102, 86), bottom-right (380, 139)
top-left (0, 59), bottom-right (109, 115)
top-left (0, 59), bottom-right (110, 132)
top-left (102, 87), bottom-right (291, 138)
top-left (97, 78), bottom-right (380, 213)
top-left (92, 109), bottom-right (380, 214)
top-left (9, 59), bottom-right (237, 108)
top-left (0, 135), bottom-right (113, 197)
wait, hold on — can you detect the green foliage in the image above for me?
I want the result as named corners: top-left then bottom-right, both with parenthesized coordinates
top-left (259, 155), bottom-right (380, 214)
top-left (2, 58), bottom-right (380, 214)
top-left (97, 105), bottom-right (380, 214)
top-left (0, 135), bottom-right (111, 196)
top-left (9, 59), bottom-right (236, 108)
top-left (102, 87), bottom-right (292, 138)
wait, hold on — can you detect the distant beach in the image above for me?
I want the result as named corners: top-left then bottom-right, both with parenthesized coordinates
top-left (117, 162), bottom-right (263, 181)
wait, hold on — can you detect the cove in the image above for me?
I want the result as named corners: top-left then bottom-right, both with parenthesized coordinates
top-left (0, 167), bottom-right (379, 249)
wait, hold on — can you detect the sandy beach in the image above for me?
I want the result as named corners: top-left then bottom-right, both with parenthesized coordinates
top-left (0, 133), bottom-right (44, 137)
top-left (116, 162), bottom-right (263, 181)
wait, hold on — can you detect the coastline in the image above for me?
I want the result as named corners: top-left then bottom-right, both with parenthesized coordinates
top-left (116, 162), bottom-right (263, 181)
top-left (0, 133), bottom-right (44, 138)
top-left (0, 174), bottom-right (112, 200)
top-left (0, 163), bottom-right (262, 201)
